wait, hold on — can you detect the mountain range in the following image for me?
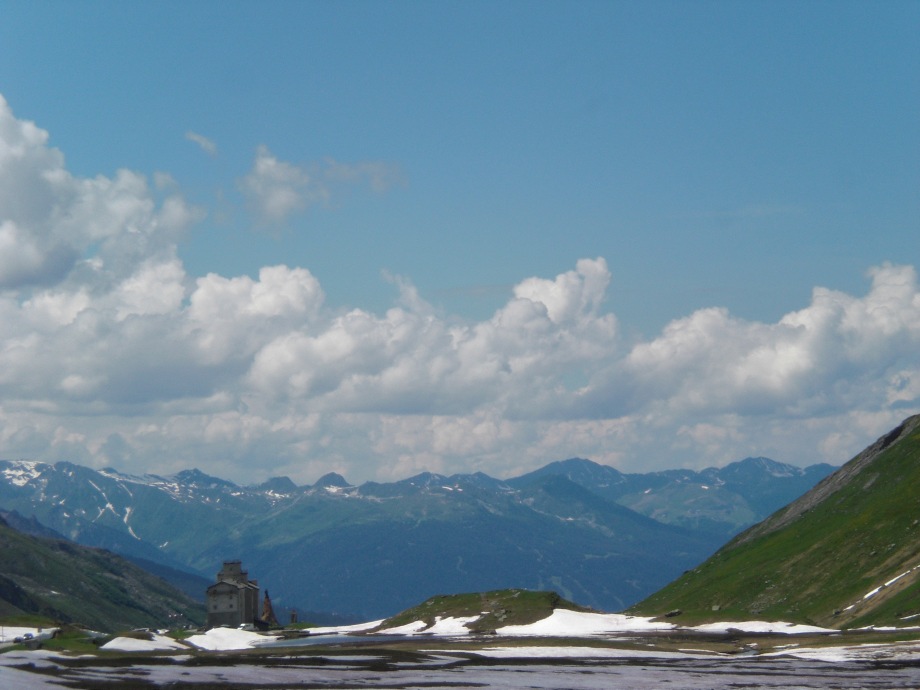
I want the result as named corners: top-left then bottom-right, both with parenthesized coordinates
top-left (0, 455), bottom-right (833, 620)
top-left (632, 414), bottom-right (920, 628)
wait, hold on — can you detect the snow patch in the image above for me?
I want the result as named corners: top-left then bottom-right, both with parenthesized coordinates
top-left (378, 620), bottom-right (428, 634)
top-left (2, 461), bottom-right (44, 487)
top-left (691, 620), bottom-right (834, 634)
top-left (184, 628), bottom-right (279, 651)
top-left (765, 640), bottom-right (920, 662)
top-left (100, 634), bottom-right (188, 652)
top-left (468, 646), bottom-right (721, 659)
top-left (377, 616), bottom-right (480, 636)
top-left (305, 619), bottom-right (385, 635)
top-left (497, 609), bottom-right (674, 636)
top-left (842, 563), bottom-right (920, 612)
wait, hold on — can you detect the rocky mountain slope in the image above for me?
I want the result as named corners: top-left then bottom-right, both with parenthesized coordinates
top-left (0, 515), bottom-right (205, 631)
top-left (0, 455), bottom-right (832, 619)
top-left (631, 414), bottom-right (920, 628)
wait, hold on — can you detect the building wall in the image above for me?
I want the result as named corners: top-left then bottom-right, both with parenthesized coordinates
top-left (207, 583), bottom-right (245, 628)
top-left (240, 585), bottom-right (259, 625)
top-left (206, 564), bottom-right (261, 629)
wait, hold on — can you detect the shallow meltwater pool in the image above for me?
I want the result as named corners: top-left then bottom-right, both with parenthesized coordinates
top-left (4, 645), bottom-right (920, 689)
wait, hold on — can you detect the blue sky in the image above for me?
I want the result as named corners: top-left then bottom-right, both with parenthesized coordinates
top-left (0, 1), bottom-right (917, 484)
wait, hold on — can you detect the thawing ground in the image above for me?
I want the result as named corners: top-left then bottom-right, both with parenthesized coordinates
top-left (4, 613), bottom-right (920, 689)
top-left (4, 645), bottom-right (920, 690)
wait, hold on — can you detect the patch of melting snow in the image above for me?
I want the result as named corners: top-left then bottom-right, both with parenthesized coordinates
top-left (373, 612), bottom-right (840, 640)
top-left (765, 640), bottom-right (920, 662)
top-left (306, 619), bottom-right (385, 635)
top-left (427, 616), bottom-right (480, 634)
top-left (841, 563), bottom-right (920, 612)
top-left (690, 621), bottom-right (834, 634)
top-left (376, 619), bottom-right (428, 634)
top-left (376, 615), bottom-right (480, 636)
top-left (184, 627), bottom-right (280, 650)
top-left (467, 646), bottom-right (718, 659)
top-left (100, 634), bottom-right (188, 652)
top-left (497, 609), bottom-right (675, 636)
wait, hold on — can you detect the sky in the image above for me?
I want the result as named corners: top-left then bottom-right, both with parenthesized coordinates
top-left (0, 1), bottom-right (917, 485)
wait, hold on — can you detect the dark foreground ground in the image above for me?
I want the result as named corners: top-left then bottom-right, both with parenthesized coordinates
top-left (4, 631), bottom-right (920, 689)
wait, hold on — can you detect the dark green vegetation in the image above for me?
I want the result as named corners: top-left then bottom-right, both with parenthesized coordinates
top-left (0, 456), bottom-right (831, 620)
top-left (0, 515), bottom-right (205, 632)
top-left (376, 588), bottom-right (590, 634)
top-left (632, 414), bottom-right (920, 629)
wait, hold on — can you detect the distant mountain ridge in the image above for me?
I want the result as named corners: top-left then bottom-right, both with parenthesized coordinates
top-left (511, 456), bottom-right (834, 535)
top-left (632, 414), bottom-right (920, 628)
top-left (0, 455), bottom-right (833, 619)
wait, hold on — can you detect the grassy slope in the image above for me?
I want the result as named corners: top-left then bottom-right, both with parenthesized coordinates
top-left (378, 589), bottom-right (591, 634)
top-left (631, 414), bottom-right (920, 628)
top-left (0, 518), bottom-right (205, 632)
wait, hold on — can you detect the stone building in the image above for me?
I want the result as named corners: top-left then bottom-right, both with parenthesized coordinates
top-left (206, 560), bottom-right (260, 629)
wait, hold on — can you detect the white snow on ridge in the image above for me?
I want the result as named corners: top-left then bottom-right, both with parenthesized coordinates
top-left (497, 609), bottom-right (674, 636)
top-left (367, 611), bottom-right (836, 640)
top-left (306, 619), bottom-right (385, 635)
top-left (378, 616), bottom-right (480, 635)
top-left (2, 460), bottom-right (44, 487)
top-left (373, 611), bottom-right (842, 640)
top-left (690, 620), bottom-right (834, 634)
top-left (378, 620), bottom-right (428, 634)
top-left (184, 628), bottom-right (280, 651)
top-left (100, 634), bottom-right (188, 652)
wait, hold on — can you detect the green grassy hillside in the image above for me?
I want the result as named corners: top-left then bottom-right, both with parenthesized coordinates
top-left (631, 414), bottom-right (920, 629)
top-left (0, 516), bottom-right (205, 632)
top-left (377, 589), bottom-right (591, 634)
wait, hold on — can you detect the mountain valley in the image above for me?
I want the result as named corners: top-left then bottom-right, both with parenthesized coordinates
top-left (0, 454), bottom-right (833, 619)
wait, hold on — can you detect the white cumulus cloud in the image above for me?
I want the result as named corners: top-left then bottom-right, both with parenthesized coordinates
top-left (0, 93), bottom-right (917, 485)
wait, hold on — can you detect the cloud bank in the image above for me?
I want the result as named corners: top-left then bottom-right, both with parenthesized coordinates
top-left (1, 95), bottom-right (917, 484)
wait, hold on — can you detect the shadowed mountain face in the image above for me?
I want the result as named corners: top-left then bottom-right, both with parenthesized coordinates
top-left (0, 454), bottom-right (832, 620)
top-left (631, 414), bottom-right (920, 629)
top-left (0, 515), bottom-right (205, 631)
